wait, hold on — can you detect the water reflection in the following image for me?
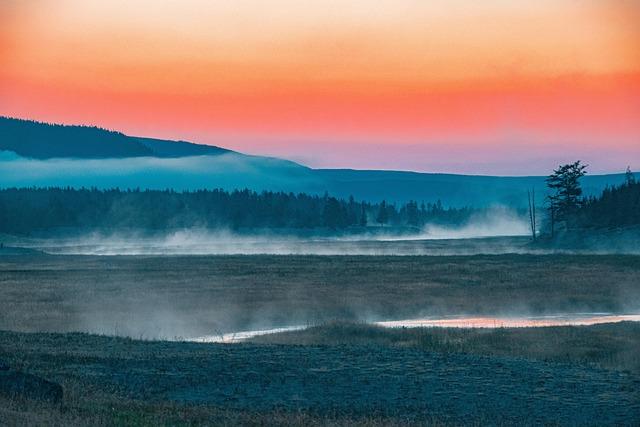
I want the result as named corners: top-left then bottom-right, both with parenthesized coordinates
top-left (376, 314), bottom-right (640, 329)
top-left (191, 313), bottom-right (640, 343)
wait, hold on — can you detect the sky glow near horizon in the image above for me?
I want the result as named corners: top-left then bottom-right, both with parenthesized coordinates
top-left (1, 0), bottom-right (639, 174)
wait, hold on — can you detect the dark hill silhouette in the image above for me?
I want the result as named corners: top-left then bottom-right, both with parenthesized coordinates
top-left (134, 136), bottom-right (231, 157)
top-left (0, 116), bottom-right (636, 208)
top-left (0, 117), bottom-right (232, 159)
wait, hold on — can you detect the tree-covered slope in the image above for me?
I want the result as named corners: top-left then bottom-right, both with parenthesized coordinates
top-left (1, 117), bottom-right (636, 208)
top-left (0, 117), bottom-right (232, 159)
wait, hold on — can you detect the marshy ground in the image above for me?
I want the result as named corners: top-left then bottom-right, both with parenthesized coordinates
top-left (0, 252), bottom-right (639, 425)
top-left (1, 253), bottom-right (639, 337)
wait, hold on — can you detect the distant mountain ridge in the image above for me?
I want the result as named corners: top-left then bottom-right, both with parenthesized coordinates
top-left (0, 116), bottom-right (636, 207)
top-left (0, 117), bottom-right (232, 159)
top-left (316, 169), bottom-right (636, 207)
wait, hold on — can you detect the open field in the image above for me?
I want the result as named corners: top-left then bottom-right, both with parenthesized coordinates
top-left (1, 253), bottom-right (639, 338)
top-left (1, 328), bottom-right (639, 426)
top-left (254, 321), bottom-right (640, 373)
top-left (1, 252), bottom-right (639, 425)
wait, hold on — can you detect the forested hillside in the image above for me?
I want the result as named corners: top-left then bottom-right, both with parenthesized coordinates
top-left (571, 179), bottom-right (640, 229)
top-left (0, 117), bottom-right (231, 159)
top-left (1, 117), bottom-right (635, 208)
top-left (0, 187), bottom-right (477, 235)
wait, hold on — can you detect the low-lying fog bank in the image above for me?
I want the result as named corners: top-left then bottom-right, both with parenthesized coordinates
top-left (0, 207), bottom-right (535, 255)
top-left (3, 204), bottom-right (638, 255)
top-left (7, 232), bottom-right (639, 256)
top-left (13, 232), bottom-right (535, 256)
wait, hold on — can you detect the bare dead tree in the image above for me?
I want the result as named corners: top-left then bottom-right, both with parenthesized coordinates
top-left (531, 188), bottom-right (538, 240)
top-left (527, 189), bottom-right (536, 241)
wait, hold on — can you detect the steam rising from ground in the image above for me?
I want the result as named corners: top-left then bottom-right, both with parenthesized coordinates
top-left (421, 207), bottom-right (529, 239)
top-left (19, 208), bottom-right (533, 256)
top-left (26, 232), bottom-right (533, 256)
top-left (8, 205), bottom-right (638, 255)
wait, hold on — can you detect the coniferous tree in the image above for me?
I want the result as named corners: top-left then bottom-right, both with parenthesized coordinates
top-left (545, 161), bottom-right (587, 233)
top-left (376, 200), bottom-right (389, 226)
top-left (360, 204), bottom-right (368, 227)
top-left (346, 195), bottom-right (358, 225)
top-left (322, 197), bottom-right (343, 229)
top-left (406, 200), bottom-right (420, 226)
top-left (625, 166), bottom-right (636, 186)
top-left (570, 174), bottom-right (640, 229)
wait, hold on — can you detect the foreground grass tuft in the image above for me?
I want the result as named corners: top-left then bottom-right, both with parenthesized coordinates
top-left (252, 321), bottom-right (640, 373)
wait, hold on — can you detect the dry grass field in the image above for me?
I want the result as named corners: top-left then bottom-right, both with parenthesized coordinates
top-left (1, 327), bottom-right (639, 426)
top-left (1, 252), bottom-right (639, 425)
top-left (254, 321), bottom-right (640, 373)
top-left (0, 254), bottom-right (639, 338)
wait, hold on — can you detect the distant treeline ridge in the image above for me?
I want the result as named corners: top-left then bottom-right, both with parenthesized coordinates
top-left (0, 187), bottom-right (478, 234)
top-left (570, 179), bottom-right (640, 229)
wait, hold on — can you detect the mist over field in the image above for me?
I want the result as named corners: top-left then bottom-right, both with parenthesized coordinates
top-left (8, 207), bottom-right (532, 256)
top-left (409, 207), bottom-right (530, 240)
top-left (7, 207), bottom-right (637, 256)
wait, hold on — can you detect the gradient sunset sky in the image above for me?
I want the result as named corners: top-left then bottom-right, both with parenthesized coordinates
top-left (1, 0), bottom-right (639, 174)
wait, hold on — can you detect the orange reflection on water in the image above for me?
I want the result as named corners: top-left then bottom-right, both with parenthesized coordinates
top-left (376, 314), bottom-right (640, 329)
top-left (190, 314), bottom-right (640, 344)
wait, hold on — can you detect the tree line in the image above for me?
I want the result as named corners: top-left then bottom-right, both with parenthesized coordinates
top-left (0, 187), bottom-right (476, 235)
top-left (572, 168), bottom-right (639, 229)
top-left (536, 163), bottom-right (639, 237)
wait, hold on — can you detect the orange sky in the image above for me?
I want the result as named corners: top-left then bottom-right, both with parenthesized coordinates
top-left (1, 0), bottom-right (639, 173)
